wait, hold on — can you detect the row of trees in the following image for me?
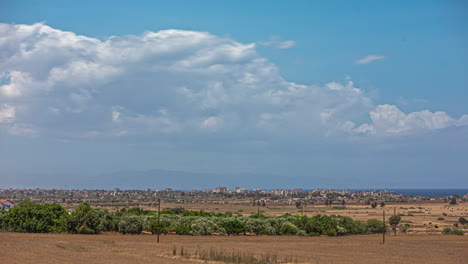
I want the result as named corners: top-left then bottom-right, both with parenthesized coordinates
top-left (0, 201), bottom-right (388, 236)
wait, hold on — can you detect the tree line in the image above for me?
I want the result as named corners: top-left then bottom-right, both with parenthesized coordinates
top-left (0, 201), bottom-right (390, 236)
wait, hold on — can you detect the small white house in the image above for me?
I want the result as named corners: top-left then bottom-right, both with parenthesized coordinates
top-left (0, 200), bottom-right (14, 210)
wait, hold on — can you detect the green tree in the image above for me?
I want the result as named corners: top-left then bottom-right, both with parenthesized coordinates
top-left (2, 201), bottom-right (67, 233)
top-left (221, 218), bottom-right (246, 235)
top-left (118, 215), bottom-right (144, 234)
top-left (280, 222), bottom-right (298, 235)
top-left (67, 203), bottom-right (101, 234)
top-left (367, 219), bottom-right (386, 233)
top-left (389, 215), bottom-right (401, 226)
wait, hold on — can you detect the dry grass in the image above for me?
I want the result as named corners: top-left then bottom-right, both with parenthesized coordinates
top-left (1, 232), bottom-right (467, 264)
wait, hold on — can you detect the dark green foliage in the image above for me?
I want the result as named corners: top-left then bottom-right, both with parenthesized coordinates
top-left (175, 224), bottom-right (191, 235)
top-left (1, 201), bottom-right (67, 233)
top-left (1, 202), bottom-right (394, 237)
top-left (458, 217), bottom-right (467, 225)
top-left (221, 218), bottom-right (246, 235)
top-left (181, 210), bottom-right (214, 217)
top-left (389, 215), bottom-right (401, 226)
top-left (295, 201), bottom-right (302, 208)
top-left (280, 222), bottom-right (298, 235)
top-left (118, 215), bottom-right (144, 234)
top-left (67, 203), bottom-right (101, 234)
top-left (366, 219), bottom-right (386, 233)
top-left (148, 216), bottom-right (171, 234)
top-left (95, 209), bottom-right (119, 232)
top-left (305, 214), bottom-right (334, 235)
top-left (160, 207), bottom-right (186, 215)
top-left (442, 228), bottom-right (464, 235)
top-left (116, 207), bottom-right (153, 217)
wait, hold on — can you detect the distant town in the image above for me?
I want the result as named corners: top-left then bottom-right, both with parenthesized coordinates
top-left (1, 187), bottom-right (467, 209)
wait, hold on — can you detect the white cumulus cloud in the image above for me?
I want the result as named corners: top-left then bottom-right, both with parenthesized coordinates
top-left (0, 23), bottom-right (465, 141)
top-left (351, 104), bottom-right (467, 136)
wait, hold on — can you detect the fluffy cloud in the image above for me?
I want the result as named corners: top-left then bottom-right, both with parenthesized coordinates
top-left (0, 23), bottom-right (466, 141)
top-left (356, 54), bottom-right (385, 64)
top-left (351, 104), bottom-right (468, 135)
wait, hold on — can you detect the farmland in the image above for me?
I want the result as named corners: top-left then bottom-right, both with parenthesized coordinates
top-left (2, 232), bottom-right (467, 264)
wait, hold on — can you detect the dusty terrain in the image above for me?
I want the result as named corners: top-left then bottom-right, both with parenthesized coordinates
top-left (1, 232), bottom-right (467, 264)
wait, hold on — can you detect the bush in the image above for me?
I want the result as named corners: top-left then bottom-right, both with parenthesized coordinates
top-left (401, 226), bottom-right (408, 233)
top-left (191, 219), bottom-right (218, 235)
top-left (305, 215), bottom-right (334, 235)
top-left (280, 222), bottom-right (298, 235)
top-left (118, 215), bottom-right (144, 234)
top-left (175, 224), bottom-right (191, 235)
top-left (442, 228), bottom-right (453, 234)
top-left (2, 201), bottom-right (68, 233)
top-left (437, 217), bottom-right (445, 221)
top-left (221, 218), bottom-right (246, 235)
top-left (367, 219), bottom-right (386, 233)
top-left (246, 218), bottom-right (273, 236)
top-left (67, 203), bottom-right (101, 234)
top-left (459, 217), bottom-right (467, 225)
top-left (451, 229), bottom-right (465, 235)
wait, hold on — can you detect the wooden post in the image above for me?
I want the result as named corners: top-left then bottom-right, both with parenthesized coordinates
top-left (383, 210), bottom-right (386, 244)
top-left (157, 198), bottom-right (161, 243)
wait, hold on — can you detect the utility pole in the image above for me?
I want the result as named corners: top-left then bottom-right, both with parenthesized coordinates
top-left (394, 207), bottom-right (397, 236)
top-left (382, 210), bottom-right (386, 244)
top-left (157, 198), bottom-right (161, 243)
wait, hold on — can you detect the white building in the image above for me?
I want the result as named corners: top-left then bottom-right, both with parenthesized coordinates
top-left (0, 200), bottom-right (13, 210)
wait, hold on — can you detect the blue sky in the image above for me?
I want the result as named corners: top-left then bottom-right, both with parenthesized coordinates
top-left (0, 1), bottom-right (467, 189)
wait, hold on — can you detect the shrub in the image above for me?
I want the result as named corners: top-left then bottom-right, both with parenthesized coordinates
top-left (451, 229), bottom-right (464, 235)
top-left (191, 219), bottom-right (218, 235)
top-left (2, 201), bottom-right (68, 233)
top-left (367, 219), bottom-right (386, 233)
top-left (246, 218), bottom-right (273, 236)
top-left (67, 203), bottom-right (101, 234)
top-left (221, 218), bottom-right (246, 235)
top-left (175, 224), bottom-right (191, 235)
top-left (442, 227), bottom-right (452, 234)
top-left (280, 222), bottom-right (298, 235)
top-left (437, 217), bottom-right (445, 221)
top-left (389, 215), bottom-right (401, 226)
top-left (305, 214), bottom-right (334, 235)
top-left (118, 215), bottom-right (144, 234)
top-left (459, 217), bottom-right (467, 225)
top-left (401, 226), bottom-right (408, 233)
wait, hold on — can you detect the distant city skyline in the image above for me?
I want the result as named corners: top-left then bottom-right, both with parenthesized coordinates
top-left (1, 1), bottom-right (467, 188)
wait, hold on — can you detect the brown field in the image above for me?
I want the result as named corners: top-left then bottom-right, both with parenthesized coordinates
top-left (2, 232), bottom-right (467, 264)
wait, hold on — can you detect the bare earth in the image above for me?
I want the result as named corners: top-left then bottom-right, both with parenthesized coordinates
top-left (2, 232), bottom-right (467, 264)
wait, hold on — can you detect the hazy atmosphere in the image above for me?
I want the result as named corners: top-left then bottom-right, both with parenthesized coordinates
top-left (1, 0), bottom-right (467, 189)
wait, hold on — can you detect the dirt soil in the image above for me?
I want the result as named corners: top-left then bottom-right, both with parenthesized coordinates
top-left (1, 232), bottom-right (467, 264)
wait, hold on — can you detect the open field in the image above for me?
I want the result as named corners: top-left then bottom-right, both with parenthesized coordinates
top-left (1, 232), bottom-right (467, 264)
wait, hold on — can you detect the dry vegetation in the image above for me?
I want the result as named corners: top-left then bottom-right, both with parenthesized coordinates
top-left (2, 232), bottom-right (467, 264)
